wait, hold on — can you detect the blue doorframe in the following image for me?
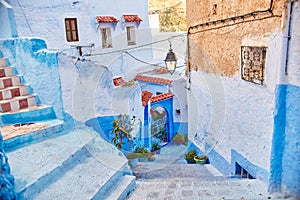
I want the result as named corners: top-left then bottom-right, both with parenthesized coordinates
top-left (143, 97), bottom-right (174, 149)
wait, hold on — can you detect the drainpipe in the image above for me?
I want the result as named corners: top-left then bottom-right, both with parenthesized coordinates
top-left (186, 27), bottom-right (192, 90)
top-left (268, 0), bottom-right (294, 194)
top-left (284, 0), bottom-right (294, 75)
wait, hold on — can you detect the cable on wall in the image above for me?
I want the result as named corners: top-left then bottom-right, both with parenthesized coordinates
top-left (185, 0), bottom-right (277, 90)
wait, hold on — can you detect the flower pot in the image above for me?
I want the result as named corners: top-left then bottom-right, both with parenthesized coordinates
top-left (194, 156), bottom-right (207, 164)
top-left (176, 140), bottom-right (183, 145)
top-left (186, 160), bottom-right (196, 164)
top-left (138, 157), bottom-right (148, 162)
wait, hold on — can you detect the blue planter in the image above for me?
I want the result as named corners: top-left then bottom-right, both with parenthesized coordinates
top-left (138, 157), bottom-right (148, 162)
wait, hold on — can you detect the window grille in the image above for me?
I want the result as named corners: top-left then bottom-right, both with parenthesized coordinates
top-left (241, 46), bottom-right (266, 85)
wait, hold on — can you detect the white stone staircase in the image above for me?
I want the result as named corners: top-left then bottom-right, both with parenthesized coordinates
top-left (6, 125), bottom-right (136, 200)
top-left (128, 143), bottom-right (275, 199)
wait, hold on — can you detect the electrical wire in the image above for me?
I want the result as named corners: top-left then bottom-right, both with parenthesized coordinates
top-left (189, 15), bottom-right (281, 35)
top-left (87, 33), bottom-right (186, 57)
top-left (124, 51), bottom-right (158, 66)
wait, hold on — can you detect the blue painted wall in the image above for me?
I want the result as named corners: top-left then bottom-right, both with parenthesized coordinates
top-left (269, 84), bottom-right (300, 196)
top-left (86, 116), bottom-right (115, 141)
top-left (0, 38), bottom-right (64, 120)
top-left (0, 132), bottom-right (16, 199)
top-left (174, 122), bottom-right (188, 135)
top-left (0, 1), bottom-right (18, 38)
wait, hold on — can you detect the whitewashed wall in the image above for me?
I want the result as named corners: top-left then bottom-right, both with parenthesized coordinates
top-left (7, 0), bottom-right (153, 77)
top-left (58, 54), bottom-right (114, 121)
top-left (188, 30), bottom-right (284, 176)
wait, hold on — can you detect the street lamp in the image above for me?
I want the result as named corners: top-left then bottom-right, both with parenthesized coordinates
top-left (164, 40), bottom-right (177, 74)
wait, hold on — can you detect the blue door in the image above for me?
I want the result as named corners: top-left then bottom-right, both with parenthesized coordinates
top-left (150, 106), bottom-right (168, 146)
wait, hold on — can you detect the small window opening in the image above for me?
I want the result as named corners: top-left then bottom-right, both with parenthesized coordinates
top-left (235, 162), bottom-right (255, 179)
top-left (126, 26), bottom-right (136, 46)
top-left (101, 27), bottom-right (112, 48)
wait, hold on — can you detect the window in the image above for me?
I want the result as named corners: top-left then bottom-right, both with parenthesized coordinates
top-left (241, 46), bottom-right (266, 85)
top-left (126, 26), bottom-right (136, 45)
top-left (101, 28), bottom-right (112, 48)
top-left (65, 18), bottom-right (79, 42)
top-left (235, 162), bottom-right (255, 179)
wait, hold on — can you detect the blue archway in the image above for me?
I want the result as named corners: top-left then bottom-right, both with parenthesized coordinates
top-left (143, 97), bottom-right (174, 149)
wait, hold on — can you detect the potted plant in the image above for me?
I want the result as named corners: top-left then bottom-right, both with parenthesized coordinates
top-left (185, 148), bottom-right (197, 164)
top-left (151, 143), bottom-right (161, 154)
top-left (194, 155), bottom-right (208, 164)
top-left (111, 114), bottom-right (133, 150)
top-left (134, 146), bottom-right (150, 162)
top-left (172, 133), bottom-right (185, 145)
top-left (111, 114), bottom-right (138, 167)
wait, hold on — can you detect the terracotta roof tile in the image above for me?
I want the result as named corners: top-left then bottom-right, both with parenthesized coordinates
top-left (142, 90), bottom-right (153, 106)
top-left (134, 75), bottom-right (173, 85)
top-left (151, 92), bottom-right (174, 103)
top-left (122, 14), bottom-right (143, 22)
top-left (113, 77), bottom-right (125, 86)
top-left (96, 16), bottom-right (119, 23)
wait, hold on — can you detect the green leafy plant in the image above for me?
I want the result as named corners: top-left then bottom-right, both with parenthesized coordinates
top-left (172, 132), bottom-right (185, 144)
top-left (134, 146), bottom-right (150, 159)
top-left (126, 152), bottom-right (139, 159)
top-left (185, 148), bottom-right (197, 164)
top-left (111, 114), bottom-right (133, 150)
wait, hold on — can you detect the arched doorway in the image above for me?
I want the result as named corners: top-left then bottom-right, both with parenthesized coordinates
top-left (150, 106), bottom-right (168, 146)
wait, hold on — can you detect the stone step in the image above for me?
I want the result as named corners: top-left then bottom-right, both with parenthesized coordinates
top-left (7, 127), bottom-right (134, 199)
top-left (7, 128), bottom-right (94, 198)
top-left (132, 158), bottom-right (214, 179)
top-left (3, 119), bottom-right (64, 151)
top-left (128, 178), bottom-right (271, 200)
top-left (0, 94), bottom-right (36, 112)
top-left (0, 76), bottom-right (21, 89)
top-left (0, 105), bottom-right (56, 126)
top-left (0, 58), bottom-right (7, 67)
top-left (0, 66), bottom-right (14, 78)
top-left (0, 85), bottom-right (28, 101)
top-left (103, 175), bottom-right (136, 200)
top-left (34, 153), bottom-right (127, 200)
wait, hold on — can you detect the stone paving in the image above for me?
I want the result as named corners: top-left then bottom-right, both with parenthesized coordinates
top-left (127, 143), bottom-right (280, 200)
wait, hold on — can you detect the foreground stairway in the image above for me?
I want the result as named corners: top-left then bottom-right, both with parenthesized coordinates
top-left (7, 125), bottom-right (136, 200)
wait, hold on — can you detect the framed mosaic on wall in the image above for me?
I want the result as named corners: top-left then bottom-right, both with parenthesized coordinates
top-left (241, 46), bottom-right (267, 85)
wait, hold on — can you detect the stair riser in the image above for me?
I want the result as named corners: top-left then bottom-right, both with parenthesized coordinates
top-left (18, 143), bottom-right (89, 199)
top-left (0, 67), bottom-right (14, 78)
top-left (0, 96), bottom-right (36, 112)
top-left (0, 77), bottom-right (21, 89)
top-left (92, 163), bottom-right (128, 200)
top-left (0, 86), bottom-right (28, 100)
